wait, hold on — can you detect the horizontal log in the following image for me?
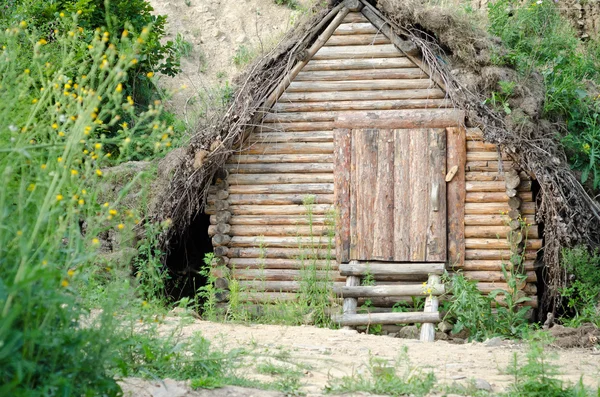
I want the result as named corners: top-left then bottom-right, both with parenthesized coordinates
top-left (302, 57), bottom-right (415, 71)
top-left (208, 224), bottom-right (231, 236)
top-left (227, 225), bottom-right (332, 236)
top-left (466, 152), bottom-right (510, 161)
top-left (295, 68), bottom-right (426, 81)
top-left (228, 215), bottom-right (330, 225)
top-left (260, 121), bottom-right (334, 131)
top-left (457, 260), bottom-right (535, 271)
top-left (467, 141), bottom-right (498, 151)
top-left (465, 171), bottom-right (529, 182)
top-left (228, 184), bottom-right (333, 195)
top-left (466, 128), bottom-right (484, 140)
top-left (225, 163), bottom-right (333, 174)
top-left (342, 12), bottom-right (368, 23)
top-left (279, 89), bottom-right (445, 102)
top-left (464, 214), bottom-right (510, 226)
top-left (332, 312), bottom-right (440, 326)
top-left (237, 280), bottom-right (344, 293)
top-left (228, 173), bottom-right (333, 185)
top-left (340, 261), bottom-right (445, 276)
top-left (227, 204), bottom-right (333, 216)
top-left (465, 238), bottom-right (543, 250)
top-left (464, 270), bottom-right (537, 283)
top-left (465, 225), bottom-right (539, 239)
top-left (465, 161), bottom-right (515, 172)
top-left (237, 292), bottom-right (297, 303)
top-left (239, 142), bottom-right (334, 154)
top-left (466, 181), bottom-right (532, 192)
top-left (223, 194), bottom-right (334, 206)
top-left (212, 234), bottom-right (231, 247)
top-left (334, 109), bottom-right (465, 129)
top-left (229, 257), bottom-right (337, 270)
top-left (476, 282), bottom-right (537, 295)
top-left (313, 44), bottom-right (402, 60)
top-left (334, 284), bottom-right (444, 298)
top-left (247, 131), bottom-right (333, 143)
top-left (229, 236), bottom-right (334, 248)
top-left (231, 268), bottom-right (343, 281)
top-left (325, 34), bottom-right (390, 46)
top-left (464, 201), bottom-right (535, 215)
top-left (273, 99), bottom-right (450, 113)
top-left (228, 247), bottom-right (335, 259)
top-left (466, 191), bottom-right (533, 203)
top-left (333, 22), bottom-right (379, 35)
top-left (465, 249), bottom-right (538, 260)
top-left (227, 154), bottom-right (333, 164)
top-left (287, 79), bottom-right (434, 92)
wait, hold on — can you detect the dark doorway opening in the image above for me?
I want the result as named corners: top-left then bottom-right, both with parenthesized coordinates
top-left (164, 212), bottom-right (213, 306)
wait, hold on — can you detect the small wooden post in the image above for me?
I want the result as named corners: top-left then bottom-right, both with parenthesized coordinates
top-left (342, 275), bottom-right (360, 329)
top-left (420, 275), bottom-right (440, 342)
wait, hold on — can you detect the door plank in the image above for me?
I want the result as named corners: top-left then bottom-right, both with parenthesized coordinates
top-left (393, 129), bottom-right (410, 260)
top-left (409, 129), bottom-right (429, 261)
top-left (447, 127), bottom-right (466, 266)
top-left (372, 129), bottom-right (395, 260)
top-left (349, 131), bottom-right (358, 259)
top-left (355, 129), bottom-right (378, 259)
top-left (426, 129), bottom-right (447, 261)
top-left (334, 128), bottom-right (351, 263)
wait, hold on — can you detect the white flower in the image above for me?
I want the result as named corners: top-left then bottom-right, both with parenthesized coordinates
top-left (536, 0), bottom-right (543, 4)
top-left (8, 124), bottom-right (17, 132)
top-left (59, 115), bottom-right (67, 123)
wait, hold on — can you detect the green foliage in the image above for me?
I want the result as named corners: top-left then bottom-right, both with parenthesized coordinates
top-left (503, 331), bottom-right (594, 396)
top-left (273, 0), bottom-right (300, 9)
top-left (135, 221), bottom-right (170, 303)
top-left (232, 44), bottom-right (255, 67)
top-left (485, 80), bottom-right (516, 114)
top-left (488, 0), bottom-right (600, 188)
top-left (0, 15), bottom-right (176, 395)
top-left (560, 247), bottom-right (600, 327)
top-left (173, 32), bottom-right (193, 58)
top-left (325, 350), bottom-right (436, 397)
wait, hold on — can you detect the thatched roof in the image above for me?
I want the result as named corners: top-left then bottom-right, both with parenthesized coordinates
top-left (149, 0), bottom-right (600, 314)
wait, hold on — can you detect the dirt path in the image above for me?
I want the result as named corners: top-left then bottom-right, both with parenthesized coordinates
top-left (121, 316), bottom-right (600, 396)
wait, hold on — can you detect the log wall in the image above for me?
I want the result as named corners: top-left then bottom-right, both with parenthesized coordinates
top-left (204, 10), bottom-right (542, 309)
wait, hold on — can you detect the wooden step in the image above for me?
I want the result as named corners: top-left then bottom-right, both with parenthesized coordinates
top-left (334, 283), bottom-right (445, 298)
top-left (331, 311), bottom-right (440, 326)
top-left (339, 261), bottom-right (445, 277)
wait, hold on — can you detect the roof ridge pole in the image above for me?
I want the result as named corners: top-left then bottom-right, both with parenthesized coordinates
top-left (263, 6), bottom-right (350, 110)
top-left (343, 0), bottom-right (363, 11)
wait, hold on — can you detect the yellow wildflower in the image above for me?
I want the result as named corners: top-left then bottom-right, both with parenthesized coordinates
top-left (147, 72), bottom-right (154, 78)
top-left (70, 169), bottom-right (78, 176)
top-left (56, 194), bottom-right (64, 201)
top-left (95, 169), bottom-right (103, 177)
top-left (92, 238), bottom-right (100, 245)
top-left (109, 209), bottom-right (118, 216)
top-left (61, 279), bottom-right (69, 287)
top-left (117, 223), bottom-right (125, 230)
top-left (67, 269), bottom-right (75, 277)
top-left (116, 83), bottom-right (123, 93)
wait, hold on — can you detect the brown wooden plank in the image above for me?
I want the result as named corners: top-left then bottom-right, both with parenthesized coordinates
top-left (224, 163), bottom-right (333, 174)
top-left (325, 34), bottom-right (390, 46)
top-left (372, 129), bottom-right (394, 260)
top-left (342, 12), bottom-right (368, 23)
top-left (312, 44), bottom-right (401, 60)
top-left (393, 129), bottom-right (410, 260)
top-left (349, 127), bottom-right (358, 259)
top-left (355, 129), bottom-right (378, 259)
top-left (427, 128), bottom-right (447, 262)
top-left (334, 109), bottom-right (465, 129)
top-left (228, 173), bottom-right (333, 185)
top-left (228, 183), bottom-right (333, 195)
top-left (273, 99), bottom-right (450, 113)
top-left (226, 154), bottom-right (333, 164)
top-left (287, 79), bottom-right (434, 92)
top-left (227, 215), bottom-right (329, 225)
top-left (279, 89), bottom-right (445, 102)
top-left (295, 68), bottom-right (426, 81)
top-left (410, 129), bottom-right (429, 261)
top-left (334, 128), bottom-right (351, 263)
top-left (446, 127), bottom-right (466, 266)
top-left (302, 58), bottom-right (415, 71)
top-left (333, 22), bottom-right (378, 35)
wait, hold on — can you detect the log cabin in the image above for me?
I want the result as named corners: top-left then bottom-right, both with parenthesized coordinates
top-left (197, 0), bottom-right (544, 337)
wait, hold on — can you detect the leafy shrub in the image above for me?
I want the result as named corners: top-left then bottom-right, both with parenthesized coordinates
top-left (0, 15), bottom-right (173, 395)
top-left (488, 0), bottom-right (600, 188)
top-left (560, 247), bottom-right (600, 327)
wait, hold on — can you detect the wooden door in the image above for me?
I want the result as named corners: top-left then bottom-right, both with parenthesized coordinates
top-left (334, 128), bottom-right (447, 263)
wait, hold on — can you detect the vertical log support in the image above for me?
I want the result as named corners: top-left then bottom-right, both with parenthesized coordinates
top-left (447, 127), bottom-right (466, 268)
top-left (419, 274), bottom-right (440, 342)
top-left (505, 167), bottom-right (525, 273)
top-left (210, 168), bottom-right (231, 302)
top-left (342, 276), bottom-right (360, 329)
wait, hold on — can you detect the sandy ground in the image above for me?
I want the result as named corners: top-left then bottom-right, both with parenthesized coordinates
top-left (147, 0), bottom-right (311, 119)
top-left (120, 316), bottom-right (600, 397)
